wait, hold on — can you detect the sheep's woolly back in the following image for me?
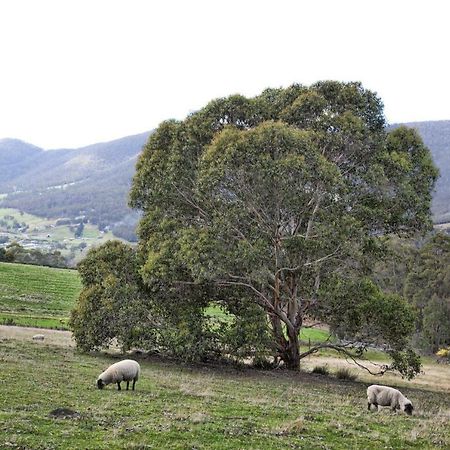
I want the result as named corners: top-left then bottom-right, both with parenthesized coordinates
top-left (367, 385), bottom-right (411, 410)
top-left (97, 359), bottom-right (140, 386)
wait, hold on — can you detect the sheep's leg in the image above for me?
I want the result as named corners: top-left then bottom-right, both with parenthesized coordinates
top-left (368, 402), bottom-right (371, 411)
top-left (132, 379), bottom-right (136, 391)
top-left (117, 381), bottom-right (121, 391)
top-left (126, 381), bottom-right (130, 390)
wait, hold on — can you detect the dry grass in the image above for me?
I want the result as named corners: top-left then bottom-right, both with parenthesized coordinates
top-left (301, 353), bottom-right (450, 393)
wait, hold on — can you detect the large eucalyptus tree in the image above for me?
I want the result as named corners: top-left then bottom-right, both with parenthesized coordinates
top-left (130, 81), bottom-right (438, 374)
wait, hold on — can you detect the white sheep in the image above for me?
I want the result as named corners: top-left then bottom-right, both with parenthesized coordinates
top-left (367, 384), bottom-right (413, 415)
top-left (97, 359), bottom-right (140, 391)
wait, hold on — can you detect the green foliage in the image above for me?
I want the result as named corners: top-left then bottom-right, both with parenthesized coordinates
top-left (393, 120), bottom-right (450, 223)
top-left (321, 277), bottom-right (420, 378)
top-left (4, 242), bottom-right (68, 268)
top-left (70, 241), bottom-right (157, 351)
top-left (130, 81), bottom-right (437, 372)
top-left (71, 240), bottom-right (220, 358)
top-left (405, 233), bottom-right (450, 352)
top-left (218, 298), bottom-right (274, 364)
top-left (387, 348), bottom-right (422, 380)
top-left (372, 237), bottom-right (417, 296)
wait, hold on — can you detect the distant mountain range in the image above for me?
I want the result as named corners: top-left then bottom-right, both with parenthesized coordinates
top-left (0, 121), bottom-right (449, 242)
top-left (0, 132), bottom-right (151, 241)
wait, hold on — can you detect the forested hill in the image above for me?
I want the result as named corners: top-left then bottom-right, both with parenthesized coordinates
top-left (0, 120), bottom-right (449, 242)
top-left (398, 121), bottom-right (450, 223)
top-left (0, 132), bottom-right (151, 240)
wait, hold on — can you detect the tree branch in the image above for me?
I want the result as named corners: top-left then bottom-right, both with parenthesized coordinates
top-left (171, 182), bottom-right (209, 219)
top-left (299, 343), bottom-right (389, 376)
top-left (303, 246), bottom-right (341, 267)
top-left (216, 278), bottom-right (295, 333)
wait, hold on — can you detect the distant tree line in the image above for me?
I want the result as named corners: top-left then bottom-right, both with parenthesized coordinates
top-left (374, 233), bottom-right (450, 353)
top-left (0, 242), bottom-right (68, 268)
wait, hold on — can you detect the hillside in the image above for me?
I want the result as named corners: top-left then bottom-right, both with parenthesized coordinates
top-left (0, 132), bottom-right (151, 239)
top-left (0, 261), bottom-right (81, 329)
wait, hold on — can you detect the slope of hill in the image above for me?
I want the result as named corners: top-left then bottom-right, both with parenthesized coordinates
top-left (0, 139), bottom-right (44, 185)
top-left (400, 121), bottom-right (450, 223)
top-left (0, 261), bottom-right (81, 329)
top-left (0, 131), bottom-right (150, 239)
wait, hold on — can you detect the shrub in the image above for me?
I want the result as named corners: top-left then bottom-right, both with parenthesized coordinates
top-left (335, 367), bottom-right (357, 381)
top-left (311, 365), bottom-right (329, 376)
top-left (436, 347), bottom-right (450, 358)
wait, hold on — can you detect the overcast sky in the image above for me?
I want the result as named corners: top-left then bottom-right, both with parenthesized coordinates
top-left (0, 0), bottom-right (449, 149)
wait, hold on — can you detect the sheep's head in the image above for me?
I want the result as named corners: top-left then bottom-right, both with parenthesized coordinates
top-left (404, 403), bottom-right (413, 415)
top-left (97, 378), bottom-right (105, 390)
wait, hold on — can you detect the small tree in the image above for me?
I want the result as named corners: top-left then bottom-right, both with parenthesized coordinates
top-left (74, 222), bottom-right (84, 238)
top-left (130, 82), bottom-right (438, 375)
top-left (70, 241), bottom-right (157, 351)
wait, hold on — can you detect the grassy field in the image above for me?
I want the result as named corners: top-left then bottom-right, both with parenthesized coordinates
top-left (0, 262), bottom-right (81, 329)
top-left (0, 262), bottom-right (448, 448)
top-left (0, 337), bottom-right (449, 450)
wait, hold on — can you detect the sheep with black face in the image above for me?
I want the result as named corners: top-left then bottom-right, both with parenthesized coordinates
top-left (367, 384), bottom-right (413, 415)
top-left (97, 359), bottom-right (140, 391)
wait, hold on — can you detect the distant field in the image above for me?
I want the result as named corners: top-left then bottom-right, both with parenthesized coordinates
top-left (0, 207), bottom-right (118, 265)
top-left (0, 262), bottom-right (81, 329)
top-left (0, 338), bottom-right (448, 449)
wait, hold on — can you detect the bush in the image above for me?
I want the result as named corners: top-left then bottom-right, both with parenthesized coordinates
top-left (335, 367), bottom-right (357, 381)
top-left (436, 347), bottom-right (450, 363)
top-left (311, 365), bottom-right (329, 376)
top-left (70, 241), bottom-right (158, 352)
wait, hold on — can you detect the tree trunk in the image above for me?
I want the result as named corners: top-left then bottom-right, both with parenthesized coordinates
top-left (281, 326), bottom-right (301, 370)
top-left (270, 312), bottom-right (301, 370)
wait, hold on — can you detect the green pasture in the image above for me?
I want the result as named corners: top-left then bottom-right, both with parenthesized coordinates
top-left (0, 262), bottom-right (81, 319)
top-left (0, 339), bottom-right (448, 449)
top-left (0, 207), bottom-right (51, 228)
top-left (0, 312), bottom-right (69, 330)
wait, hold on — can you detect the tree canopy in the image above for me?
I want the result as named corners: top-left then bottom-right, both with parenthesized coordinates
top-left (127, 81), bottom-right (438, 375)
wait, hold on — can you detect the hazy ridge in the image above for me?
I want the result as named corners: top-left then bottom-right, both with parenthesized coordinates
top-left (0, 121), bottom-right (449, 241)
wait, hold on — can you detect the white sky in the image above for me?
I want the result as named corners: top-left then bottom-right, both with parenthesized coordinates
top-left (0, 0), bottom-right (449, 149)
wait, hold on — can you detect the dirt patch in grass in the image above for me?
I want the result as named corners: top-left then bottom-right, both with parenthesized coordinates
top-left (49, 408), bottom-right (80, 419)
top-left (0, 325), bottom-right (74, 347)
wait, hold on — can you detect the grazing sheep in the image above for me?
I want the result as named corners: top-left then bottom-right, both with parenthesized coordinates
top-left (367, 384), bottom-right (413, 415)
top-left (97, 359), bottom-right (140, 391)
top-left (32, 334), bottom-right (45, 341)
